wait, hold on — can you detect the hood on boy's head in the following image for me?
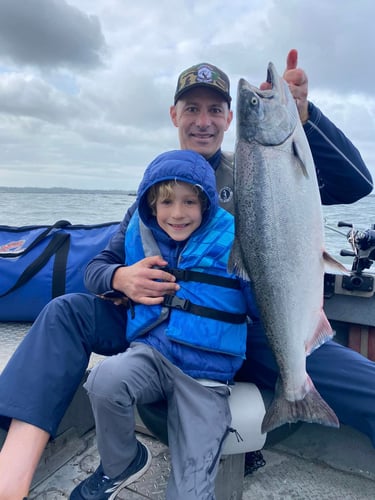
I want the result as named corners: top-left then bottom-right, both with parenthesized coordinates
top-left (137, 150), bottom-right (219, 227)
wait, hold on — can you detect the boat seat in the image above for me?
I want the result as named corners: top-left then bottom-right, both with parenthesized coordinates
top-left (139, 381), bottom-right (268, 455)
top-left (138, 381), bottom-right (274, 455)
top-left (137, 381), bottom-right (299, 453)
top-left (222, 381), bottom-right (267, 454)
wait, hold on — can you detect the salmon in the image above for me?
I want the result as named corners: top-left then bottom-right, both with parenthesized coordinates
top-left (228, 63), bottom-right (346, 433)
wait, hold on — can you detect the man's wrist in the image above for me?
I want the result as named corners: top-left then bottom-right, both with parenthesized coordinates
top-left (111, 264), bottom-right (127, 291)
top-left (300, 103), bottom-right (309, 124)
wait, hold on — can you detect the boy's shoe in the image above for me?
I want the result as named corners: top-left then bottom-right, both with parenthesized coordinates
top-left (70, 441), bottom-right (151, 500)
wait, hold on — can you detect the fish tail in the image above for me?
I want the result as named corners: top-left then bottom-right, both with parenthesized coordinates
top-left (261, 377), bottom-right (339, 434)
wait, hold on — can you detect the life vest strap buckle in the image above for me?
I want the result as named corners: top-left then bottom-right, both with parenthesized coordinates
top-left (163, 294), bottom-right (191, 312)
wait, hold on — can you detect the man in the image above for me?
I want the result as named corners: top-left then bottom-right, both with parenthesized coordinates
top-left (0, 49), bottom-right (373, 499)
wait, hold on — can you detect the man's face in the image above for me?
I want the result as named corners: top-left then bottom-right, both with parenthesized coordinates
top-left (170, 87), bottom-right (233, 159)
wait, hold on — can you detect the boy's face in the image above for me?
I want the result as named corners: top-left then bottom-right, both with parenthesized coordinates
top-left (155, 182), bottom-right (203, 241)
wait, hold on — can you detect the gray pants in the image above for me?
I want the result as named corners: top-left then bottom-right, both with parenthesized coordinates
top-left (85, 342), bottom-right (232, 500)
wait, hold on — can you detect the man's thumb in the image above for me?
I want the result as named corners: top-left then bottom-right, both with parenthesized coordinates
top-left (286, 48), bottom-right (298, 70)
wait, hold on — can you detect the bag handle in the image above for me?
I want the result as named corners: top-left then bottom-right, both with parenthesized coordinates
top-left (52, 232), bottom-right (71, 298)
top-left (0, 232), bottom-right (70, 298)
top-left (0, 219), bottom-right (71, 258)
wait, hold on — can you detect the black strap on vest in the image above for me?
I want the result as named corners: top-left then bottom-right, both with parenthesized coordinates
top-left (162, 294), bottom-right (247, 324)
top-left (164, 267), bottom-right (241, 290)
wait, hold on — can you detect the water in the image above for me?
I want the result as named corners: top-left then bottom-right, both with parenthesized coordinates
top-left (0, 191), bottom-right (135, 226)
top-left (1, 190), bottom-right (374, 266)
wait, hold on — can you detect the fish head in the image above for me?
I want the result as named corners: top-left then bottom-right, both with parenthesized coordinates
top-left (236, 62), bottom-right (298, 146)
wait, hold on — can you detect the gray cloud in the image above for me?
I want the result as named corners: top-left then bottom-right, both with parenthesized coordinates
top-left (0, 0), bottom-right (374, 190)
top-left (0, 73), bottom-right (86, 123)
top-left (262, 0), bottom-right (375, 95)
top-left (0, 0), bottom-right (106, 69)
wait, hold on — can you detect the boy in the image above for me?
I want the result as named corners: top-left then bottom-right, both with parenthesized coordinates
top-left (70, 149), bottom-right (255, 500)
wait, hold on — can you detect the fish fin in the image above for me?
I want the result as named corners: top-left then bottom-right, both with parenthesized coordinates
top-left (323, 250), bottom-right (349, 275)
top-left (305, 310), bottom-right (334, 356)
top-left (261, 376), bottom-right (339, 434)
top-left (228, 239), bottom-right (250, 281)
top-left (292, 139), bottom-right (309, 178)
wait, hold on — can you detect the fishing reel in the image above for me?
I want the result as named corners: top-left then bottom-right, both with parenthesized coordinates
top-left (334, 221), bottom-right (375, 293)
top-left (338, 221), bottom-right (375, 273)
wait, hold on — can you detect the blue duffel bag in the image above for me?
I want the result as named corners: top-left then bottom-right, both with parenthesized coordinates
top-left (0, 219), bottom-right (120, 321)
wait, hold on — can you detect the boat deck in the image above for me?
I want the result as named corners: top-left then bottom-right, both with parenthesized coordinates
top-left (1, 321), bottom-right (374, 499)
top-left (29, 424), bottom-right (375, 499)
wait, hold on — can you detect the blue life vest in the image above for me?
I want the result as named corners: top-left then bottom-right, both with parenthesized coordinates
top-left (125, 209), bottom-right (248, 358)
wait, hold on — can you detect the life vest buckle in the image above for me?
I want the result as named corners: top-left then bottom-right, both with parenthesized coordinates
top-left (163, 294), bottom-right (191, 311)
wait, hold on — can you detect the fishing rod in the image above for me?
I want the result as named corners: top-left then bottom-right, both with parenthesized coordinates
top-left (324, 220), bottom-right (348, 237)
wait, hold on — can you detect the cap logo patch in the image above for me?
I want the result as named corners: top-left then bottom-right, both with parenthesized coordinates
top-left (197, 66), bottom-right (214, 83)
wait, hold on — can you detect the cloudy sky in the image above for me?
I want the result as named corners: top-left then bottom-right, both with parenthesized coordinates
top-left (0, 0), bottom-right (374, 190)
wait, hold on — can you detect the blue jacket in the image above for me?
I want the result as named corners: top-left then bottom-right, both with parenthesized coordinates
top-left (85, 102), bottom-right (373, 295)
top-left (125, 150), bottom-right (251, 382)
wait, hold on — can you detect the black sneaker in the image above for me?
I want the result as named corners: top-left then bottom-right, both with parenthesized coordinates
top-left (70, 441), bottom-right (151, 499)
top-left (244, 450), bottom-right (266, 476)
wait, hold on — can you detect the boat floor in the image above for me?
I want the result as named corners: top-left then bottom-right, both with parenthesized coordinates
top-left (1, 322), bottom-right (374, 499)
top-left (29, 424), bottom-right (374, 499)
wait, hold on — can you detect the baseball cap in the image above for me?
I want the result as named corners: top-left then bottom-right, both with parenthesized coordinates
top-left (174, 62), bottom-right (231, 107)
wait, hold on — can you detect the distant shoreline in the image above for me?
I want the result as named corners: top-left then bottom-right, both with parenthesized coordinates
top-left (0, 186), bottom-right (137, 195)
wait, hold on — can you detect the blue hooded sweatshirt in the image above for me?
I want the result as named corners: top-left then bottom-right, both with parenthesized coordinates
top-left (125, 150), bottom-right (254, 382)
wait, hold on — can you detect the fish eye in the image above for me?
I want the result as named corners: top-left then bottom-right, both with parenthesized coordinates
top-left (250, 96), bottom-right (258, 106)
